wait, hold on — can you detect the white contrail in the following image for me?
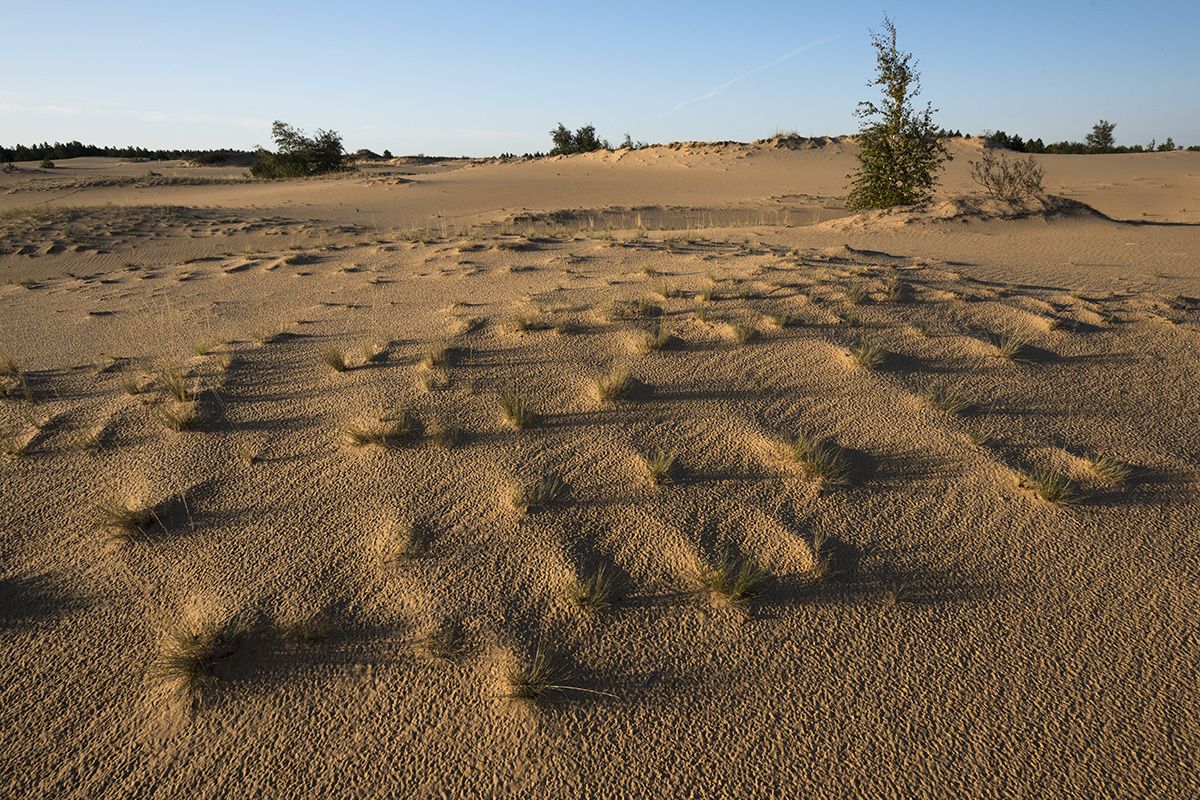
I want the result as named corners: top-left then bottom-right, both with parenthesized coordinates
top-left (672, 36), bottom-right (837, 112)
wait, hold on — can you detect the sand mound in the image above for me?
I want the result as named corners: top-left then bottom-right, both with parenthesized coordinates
top-left (818, 194), bottom-right (1109, 231)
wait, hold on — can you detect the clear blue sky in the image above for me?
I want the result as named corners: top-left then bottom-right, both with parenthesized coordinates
top-left (2, 0), bottom-right (1197, 155)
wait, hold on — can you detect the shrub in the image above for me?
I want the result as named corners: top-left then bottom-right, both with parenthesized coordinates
top-left (549, 123), bottom-right (609, 155)
top-left (250, 121), bottom-right (349, 179)
top-left (40, 158), bottom-right (55, 168)
top-left (969, 149), bottom-right (1045, 199)
top-left (846, 16), bottom-right (950, 210)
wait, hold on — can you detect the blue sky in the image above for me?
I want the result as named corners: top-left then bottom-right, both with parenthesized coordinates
top-left (2, 0), bottom-right (1197, 155)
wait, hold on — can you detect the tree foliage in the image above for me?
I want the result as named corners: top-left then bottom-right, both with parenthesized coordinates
top-left (846, 16), bottom-right (950, 210)
top-left (548, 122), bottom-right (609, 155)
top-left (250, 121), bottom-right (349, 179)
top-left (968, 149), bottom-right (1044, 199)
top-left (1085, 120), bottom-right (1116, 152)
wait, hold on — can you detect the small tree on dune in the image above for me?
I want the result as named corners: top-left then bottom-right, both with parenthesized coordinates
top-left (1086, 120), bottom-right (1116, 153)
top-left (846, 16), bottom-right (950, 210)
top-left (251, 121), bottom-right (348, 179)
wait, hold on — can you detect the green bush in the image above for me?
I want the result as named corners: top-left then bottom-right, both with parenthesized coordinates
top-left (250, 121), bottom-right (349, 179)
top-left (969, 149), bottom-right (1044, 199)
top-left (40, 158), bottom-right (55, 168)
top-left (846, 16), bottom-right (950, 210)
top-left (549, 123), bottom-right (609, 155)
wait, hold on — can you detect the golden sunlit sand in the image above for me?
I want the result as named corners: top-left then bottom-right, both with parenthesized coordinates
top-left (2, 137), bottom-right (1199, 796)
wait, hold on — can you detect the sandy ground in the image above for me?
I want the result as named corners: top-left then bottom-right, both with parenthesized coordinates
top-left (1, 138), bottom-right (1198, 798)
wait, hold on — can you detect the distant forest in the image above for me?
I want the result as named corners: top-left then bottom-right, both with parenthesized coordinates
top-left (0, 141), bottom-right (255, 164)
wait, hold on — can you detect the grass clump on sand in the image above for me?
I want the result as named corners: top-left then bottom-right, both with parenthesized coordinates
top-left (98, 499), bottom-right (159, 543)
top-left (808, 533), bottom-right (843, 582)
top-left (1084, 452), bottom-right (1132, 486)
top-left (848, 341), bottom-right (886, 369)
top-left (591, 365), bottom-right (636, 403)
top-left (1, 428), bottom-right (32, 458)
top-left (499, 392), bottom-right (539, 429)
top-left (921, 384), bottom-right (973, 415)
top-left (1019, 468), bottom-right (1083, 506)
top-left (730, 323), bottom-right (758, 344)
top-left (766, 311), bottom-right (800, 329)
top-left (154, 401), bottom-right (200, 432)
top-left (691, 552), bottom-right (768, 606)
top-left (778, 434), bottom-right (851, 486)
top-left (0, 345), bottom-right (20, 377)
top-left (147, 618), bottom-right (242, 706)
top-left (320, 347), bottom-right (350, 373)
top-left (641, 449), bottom-right (678, 486)
top-left (342, 411), bottom-right (421, 449)
top-left (510, 474), bottom-right (570, 514)
top-left (503, 647), bottom-right (615, 702)
top-left (156, 367), bottom-right (195, 403)
top-left (638, 320), bottom-right (674, 352)
top-left (567, 566), bottom-right (615, 612)
top-left (992, 333), bottom-right (1030, 362)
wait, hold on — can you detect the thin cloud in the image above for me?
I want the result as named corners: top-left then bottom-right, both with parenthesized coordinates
top-left (672, 36), bottom-right (836, 112)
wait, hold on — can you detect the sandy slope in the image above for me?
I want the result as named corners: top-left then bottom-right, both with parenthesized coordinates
top-left (1, 140), bottom-right (1198, 798)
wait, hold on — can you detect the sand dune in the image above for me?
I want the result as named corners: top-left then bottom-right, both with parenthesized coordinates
top-left (1, 141), bottom-right (1198, 797)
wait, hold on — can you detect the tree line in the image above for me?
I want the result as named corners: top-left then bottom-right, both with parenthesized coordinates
top-left (0, 141), bottom-right (255, 165)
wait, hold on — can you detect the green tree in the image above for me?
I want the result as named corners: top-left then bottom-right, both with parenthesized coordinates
top-left (251, 121), bottom-right (348, 178)
top-left (1085, 120), bottom-right (1116, 153)
top-left (846, 16), bottom-right (950, 210)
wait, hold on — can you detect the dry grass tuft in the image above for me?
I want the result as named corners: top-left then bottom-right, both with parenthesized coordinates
top-left (154, 401), bottom-right (199, 432)
top-left (638, 320), bottom-right (674, 352)
top-left (808, 533), bottom-right (843, 581)
top-left (993, 333), bottom-right (1030, 361)
top-left (691, 551), bottom-right (768, 606)
top-left (730, 323), bottom-right (758, 344)
top-left (510, 474), bottom-right (570, 514)
top-left (98, 499), bottom-right (158, 543)
top-left (921, 385), bottom-right (973, 414)
top-left (0, 346), bottom-right (22, 376)
top-left (342, 412), bottom-right (420, 448)
top-left (1020, 468), bottom-right (1083, 505)
top-left (642, 449), bottom-right (678, 486)
top-left (499, 392), bottom-right (538, 429)
top-left (156, 367), bottom-right (195, 403)
top-left (779, 434), bottom-right (851, 486)
top-left (767, 311), bottom-right (801, 328)
top-left (1, 428), bottom-right (32, 458)
top-left (591, 365), bottom-right (635, 403)
top-left (147, 618), bottom-right (241, 705)
top-left (848, 341), bottom-right (886, 369)
top-left (320, 347), bottom-right (349, 373)
top-left (568, 566), bottom-right (615, 611)
top-left (1084, 453), bottom-right (1132, 487)
top-left (423, 343), bottom-right (461, 369)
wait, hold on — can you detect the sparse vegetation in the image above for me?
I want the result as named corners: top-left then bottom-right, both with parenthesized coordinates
top-left (730, 323), bottom-right (758, 344)
top-left (779, 434), bottom-right (851, 486)
top-left (342, 412), bottom-right (420, 448)
top-left (510, 474), bottom-right (570, 513)
top-left (849, 341), bottom-right (886, 369)
top-left (993, 333), bottom-right (1029, 361)
top-left (147, 617), bottom-right (241, 705)
top-left (156, 367), bottom-right (195, 402)
top-left (1020, 468), bottom-right (1083, 505)
top-left (154, 401), bottom-right (199, 432)
top-left (642, 449), bottom-right (679, 486)
top-left (691, 551), bottom-right (768, 606)
top-left (320, 347), bottom-right (349, 373)
top-left (251, 120), bottom-right (349, 179)
top-left (969, 149), bottom-right (1045, 199)
top-left (568, 566), bottom-right (615, 611)
top-left (1085, 453), bottom-right (1132, 487)
top-left (921, 385), bottom-right (973, 414)
top-left (98, 499), bottom-right (157, 542)
top-left (499, 392), bottom-right (538, 429)
top-left (846, 16), bottom-right (950, 210)
top-left (639, 320), bottom-right (674, 352)
top-left (592, 365), bottom-right (635, 403)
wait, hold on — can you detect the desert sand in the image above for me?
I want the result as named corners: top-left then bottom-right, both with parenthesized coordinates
top-left (1, 137), bottom-right (1198, 797)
